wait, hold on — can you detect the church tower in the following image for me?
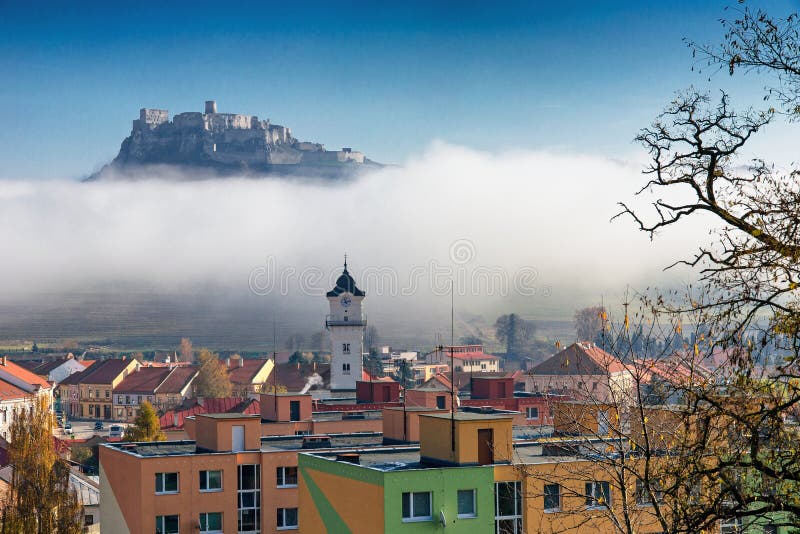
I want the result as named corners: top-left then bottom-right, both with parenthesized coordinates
top-left (326, 258), bottom-right (365, 391)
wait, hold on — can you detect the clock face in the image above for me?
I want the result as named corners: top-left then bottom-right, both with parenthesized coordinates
top-left (340, 296), bottom-right (352, 308)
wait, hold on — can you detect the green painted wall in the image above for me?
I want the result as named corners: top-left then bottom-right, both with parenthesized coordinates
top-left (383, 465), bottom-right (495, 533)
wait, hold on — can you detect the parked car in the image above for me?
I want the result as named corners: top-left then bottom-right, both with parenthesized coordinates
top-left (109, 425), bottom-right (123, 438)
top-left (94, 421), bottom-right (104, 431)
top-left (64, 422), bottom-right (73, 434)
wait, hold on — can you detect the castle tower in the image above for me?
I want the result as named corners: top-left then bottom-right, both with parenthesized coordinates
top-left (205, 100), bottom-right (217, 114)
top-left (326, 258), bottom-right (365, 391)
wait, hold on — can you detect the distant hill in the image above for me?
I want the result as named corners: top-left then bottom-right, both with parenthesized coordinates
top-left (87, 100), bottom-right (381, 181)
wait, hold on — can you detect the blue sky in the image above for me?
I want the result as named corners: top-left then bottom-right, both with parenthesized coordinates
top-left (0, 1), bottom-right (794, 180)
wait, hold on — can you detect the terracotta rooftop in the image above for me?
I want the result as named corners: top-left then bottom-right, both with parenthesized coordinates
top-left (0, 358), bottom-right (52, 389)
top-left (75, 358), bottom-right (136, 385)
top-left (226, 358), bottom-right (271, 385)
top-left (156, 366), bottom-right (198, 394)
top-left (0, 380), bottom-right (30, 401)
top-left (159, 397), bottom-right (260, 429)
top-left (527, 342), bottom-right (628, 376)
top-left (114, 367), bottom-right (171, 393)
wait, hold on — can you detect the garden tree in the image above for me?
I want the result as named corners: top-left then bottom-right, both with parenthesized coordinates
top-left (122, 401), bottom-right (165, 442)
top-left (1, 398), bottom-right (82, 533)
top-left (515, 303), bottom-right (783, 534)
top-left (285, 333), bottom-right (305, 353)
top-left (178, 337), bottom-right (193, 363)
top-left (363, 349), bottom-right (383, 378)
top-left (494, 313), bottom-right (537, 358)
top-left (364, 325), bottom-right (380, 352)
top-left (459, 334), bottom-right (483, 345)
top-left (574, 306), bottom-right (607, 343)
top-left (194, 349), bottom-right (232, 398)
top-left (603, 4), bottom-right (800, 531)
top-left (288, 351), bottom-right (313, 366)
top-left (395, 358), bottom-right (415, 391)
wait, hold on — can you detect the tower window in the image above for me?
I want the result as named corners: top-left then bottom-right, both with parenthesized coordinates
top-left (343, 343), bottom-right (350, 354)
top-left (342, 363), bottom-right (351, 374)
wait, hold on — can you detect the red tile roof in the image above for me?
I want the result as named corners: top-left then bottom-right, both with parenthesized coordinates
top-left (226, 358), bottom-right (271, 385)
top-left (76, 358), bottom-right (135, 385)
top-left (114, 367), bottom-right (171, 394)
top-left (0, 381), bottom-right (30, 401)
top-left (156, 367), bottom-right (198, 395)
top-left (528, 342), bottom-right (628, 376)
top-left (159, 397), bottom-right (260, 429)
top-left (0, 358), bottom-right (52, 388)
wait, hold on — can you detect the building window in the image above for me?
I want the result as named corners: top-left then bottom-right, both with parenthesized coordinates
top-left (585, 481), bottom-right (611, 509)
top-left (276, 466), bottom-right (298, 488)
top-left (277, 508), bottom-right (298, 530)
top-left (342, 343), bottom-right (351, 354)
top-left (88, 390), bottom-right (94, 399)
top-left (402, 491), bottom-right (432, 522)
top-left (481, 363), bottom-right (487, 370)
top-left (436, 396), bottom-right (446, 409)
top-left (526, 407), bottom-right (539, 420)
top-left (105, 389), bottom-right (109, 398)
top-left (457, 489), bottom-right (476, 518)
top-left (237, 464), bottom-right (260, 533)
top-left (199, 470), bottom-right (222, 492)
top-left (342, 363), bottom-right (351, 374)
top-left (137, 395), bottom-right (142, 404)
top-left (155, 472), bottom-right (179, 494)
top-left (155, 515), bottom-right (179, 534)
top-left (635, 480), bottom-right (664, 506)
top-left (117, 395), bottom-right (123, 404)
top-left (543, 484), bottom-right (561, 512)
top-left (88, 405), bottom-right (94, 416)
top-left (125, 395), bottom-right (130, 404)
top-left (495, 481), bottom-right (522, 534)
top-left (199, 512), bottom-right (222, 533)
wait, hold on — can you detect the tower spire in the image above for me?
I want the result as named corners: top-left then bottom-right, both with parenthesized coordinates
top-left (344, 253), bottom-right (348, 272)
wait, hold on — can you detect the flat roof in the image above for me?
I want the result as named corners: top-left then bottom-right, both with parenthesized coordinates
top-left (103, 432), bottom-right (385, 458)
top-left (197, 413), bottom-right (261, 420)
top-left (420, 412), bottom-right (513, 421)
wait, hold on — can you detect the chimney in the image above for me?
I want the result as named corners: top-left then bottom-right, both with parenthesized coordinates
top-left (226, 358), bottom-right (231, 368)
top-left (239, 358), bottom-right (244, 368)
top-left (1, 356), bottom-right (5, 366)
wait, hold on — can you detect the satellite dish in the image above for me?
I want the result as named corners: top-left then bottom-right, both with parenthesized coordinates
top-left (439, 509), bottom-right (447, 527)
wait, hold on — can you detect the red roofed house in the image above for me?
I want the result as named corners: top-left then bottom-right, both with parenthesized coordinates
top-left (525, 342), bottom-right (632, 402)
top-left (77, 358), bottom-right (141, 420)
top-left (0, 356), bottom-right (55, 439)
top-left (113, 366), bottom-right (198, 421)
top-left (224, 355), bottom-right (273, 396)
top-left (425, 344), bottom-right (500, 372)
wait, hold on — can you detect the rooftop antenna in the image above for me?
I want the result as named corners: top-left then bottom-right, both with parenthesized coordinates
top-left (450, 279), bottom-right (456, 452)
top-left (272, 311), bottom-right (278, 415)
top-left (343, 252), bottom-right (348, 271)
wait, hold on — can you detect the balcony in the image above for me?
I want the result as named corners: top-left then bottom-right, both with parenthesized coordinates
top-left (325, 315), bottom-right (367, 328)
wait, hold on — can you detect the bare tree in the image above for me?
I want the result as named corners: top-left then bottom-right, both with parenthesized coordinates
top-left (606, 4), bottom-right (800, 531)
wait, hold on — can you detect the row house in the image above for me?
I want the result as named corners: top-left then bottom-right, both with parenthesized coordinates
top-left (28, 353), bottom-right (92, 384)
top-left (56, 358), bottom-right (140, 420)
top-left (113, 366), bottom-right (198, 421)
top-left (426, 344), bottom-right (501, 373)
top-left (226, 356), bottom-right (273, 396)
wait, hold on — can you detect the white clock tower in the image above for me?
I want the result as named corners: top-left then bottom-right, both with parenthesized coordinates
top-left (326, 258), bottom-right (365, 391)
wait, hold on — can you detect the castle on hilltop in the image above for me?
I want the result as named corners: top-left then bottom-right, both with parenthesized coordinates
top-left (94, 100), bottom-right (373, 179)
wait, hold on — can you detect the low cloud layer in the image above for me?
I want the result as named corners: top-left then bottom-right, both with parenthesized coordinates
top-left (0, 143), bottom-right (706, 343)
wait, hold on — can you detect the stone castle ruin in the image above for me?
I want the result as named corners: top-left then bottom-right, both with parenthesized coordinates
top-left (94, 100), bottom-right (373, 180)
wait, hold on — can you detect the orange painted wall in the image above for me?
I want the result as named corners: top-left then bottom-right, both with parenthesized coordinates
top-left (195, 414), bottom-right (261, 451)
